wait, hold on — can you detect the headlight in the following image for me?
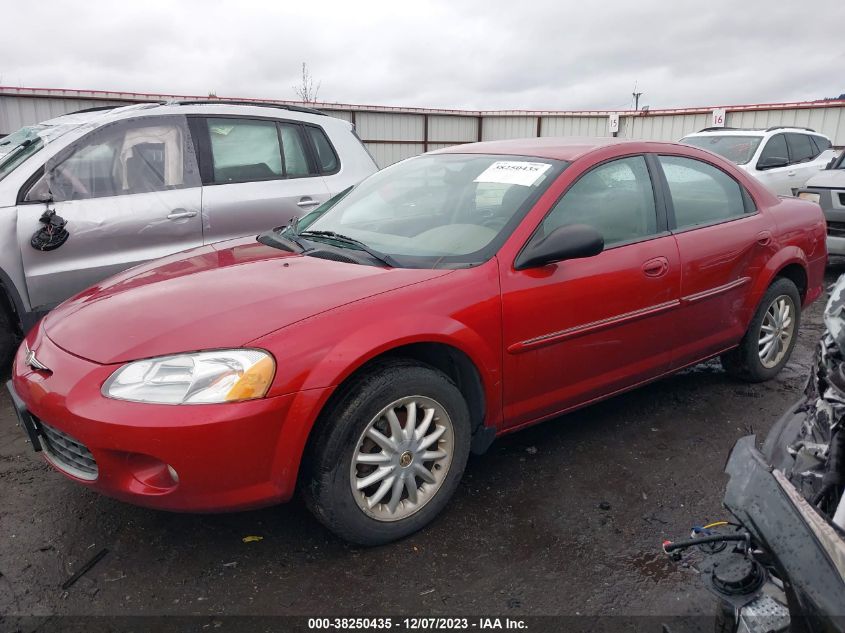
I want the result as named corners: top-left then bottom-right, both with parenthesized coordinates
top-left (798, 191), bottom-right (821, 204)
top-left (103, 349), bottom-right (275, 404)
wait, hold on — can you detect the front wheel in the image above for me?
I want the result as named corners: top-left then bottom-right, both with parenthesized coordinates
top-left (721, 277), bottom-right (801, 382)
top-left (303, 360), bottom-right (471, 545)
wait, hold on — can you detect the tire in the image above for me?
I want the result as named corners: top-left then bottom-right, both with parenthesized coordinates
top-left (761, 398), bottom-right (806, 469)
top-left (0, 305), bottom-right (18, 375)
top-left (720, 277), bottom-right (801, 383)
top-left (302, 360), bottom-right (471, 546)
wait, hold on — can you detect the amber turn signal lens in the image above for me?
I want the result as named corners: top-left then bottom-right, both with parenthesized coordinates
top-left (225, 355), bottom-right (276, 402)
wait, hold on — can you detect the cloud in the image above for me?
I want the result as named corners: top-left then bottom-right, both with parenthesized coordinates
top-left (1, 0), bottom-right (842, 110)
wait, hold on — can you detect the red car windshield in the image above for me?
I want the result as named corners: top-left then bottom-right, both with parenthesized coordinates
top-left (299, 153), bottom-right (566, 268)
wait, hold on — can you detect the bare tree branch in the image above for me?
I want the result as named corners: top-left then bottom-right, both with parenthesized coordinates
top-left (293, 62), bottom-right (321, 103)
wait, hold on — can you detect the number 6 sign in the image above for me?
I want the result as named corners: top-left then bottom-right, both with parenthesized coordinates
top-left (711, 108), bottom-right (726, 127)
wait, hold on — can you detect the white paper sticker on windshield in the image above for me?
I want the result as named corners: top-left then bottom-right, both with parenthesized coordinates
top-left (474, 161), bottom-right (551, 186)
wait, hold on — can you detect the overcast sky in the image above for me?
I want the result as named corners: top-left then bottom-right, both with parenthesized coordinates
top-left (2, 0), bottom-right (843, 111)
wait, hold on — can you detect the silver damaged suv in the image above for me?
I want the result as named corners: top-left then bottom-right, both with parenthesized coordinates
top-left (797, 150), bottom-right (845, 256)
top-left (0, 101), bottom-right (378, 364)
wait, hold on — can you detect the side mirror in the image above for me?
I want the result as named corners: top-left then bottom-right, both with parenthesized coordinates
top-left (757, 156), bottom-right (789, 170)
top-left (826, 157), bottom-right (837, 170)
top-left (515, 224), bottom-right (604, 270)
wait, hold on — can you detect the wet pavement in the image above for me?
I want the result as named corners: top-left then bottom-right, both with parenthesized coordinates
top-left (1, 264), bottom-right (839, 623)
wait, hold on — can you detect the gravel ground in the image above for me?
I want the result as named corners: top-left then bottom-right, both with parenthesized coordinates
top-left (1, 264), bottom-right (839, 629)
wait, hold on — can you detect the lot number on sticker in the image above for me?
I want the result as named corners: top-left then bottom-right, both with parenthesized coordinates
top-left (474, 161), bottom-right (551, 187)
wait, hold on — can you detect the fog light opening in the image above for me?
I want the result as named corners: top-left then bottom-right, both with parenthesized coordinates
top-left (125, 453), bottom-right (180, 492)
top-left (167, 465), bottom-right (179, 484)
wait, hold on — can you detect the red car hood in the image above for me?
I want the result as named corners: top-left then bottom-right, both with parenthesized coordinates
top-left (43, 239), bottom-right (450, 365)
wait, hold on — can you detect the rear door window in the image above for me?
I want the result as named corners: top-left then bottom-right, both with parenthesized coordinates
top-left (279, 123), bottom-right (311, 177)
top-left (785, 133), bottom-right (816, 163)
top-left (207, 118), bottom-right (283, 183)
top-left (757, 134), bottom-right (789, 168)
top-left (659, 155), bottom-right (750, 230)
top-left (205, 118), bottom-right (321, 183)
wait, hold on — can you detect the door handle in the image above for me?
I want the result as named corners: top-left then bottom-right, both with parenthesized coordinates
top-left (787, 171), bottom-right (796, 177)
top-left (297, 197), bottom-right (320, 209)
top-left (756, 230), bottom-right (772, 246)
top-left (167, 209), bottom-right (198, 220)
top-left (642, 256), bottom-right (669, 278)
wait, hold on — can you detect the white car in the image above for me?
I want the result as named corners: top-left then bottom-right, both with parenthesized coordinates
top-left (680, 127), bottom-right (837, 196)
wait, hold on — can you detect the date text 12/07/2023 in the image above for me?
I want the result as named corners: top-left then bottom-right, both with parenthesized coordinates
top-left (306, 617), bottom-right (528, 630)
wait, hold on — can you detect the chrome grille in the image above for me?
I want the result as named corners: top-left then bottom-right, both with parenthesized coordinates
top-left (39, 422), bottom-right (98, 481)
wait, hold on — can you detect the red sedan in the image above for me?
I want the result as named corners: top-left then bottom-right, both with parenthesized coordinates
top-left (8, 138), bottom-right (826, 545)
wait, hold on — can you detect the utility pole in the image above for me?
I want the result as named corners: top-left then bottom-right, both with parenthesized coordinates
top-left (633, 91), bottom-right (642, 111)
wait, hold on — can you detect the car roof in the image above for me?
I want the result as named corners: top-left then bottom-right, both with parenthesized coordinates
top-left (683, 127), bottom-right (830, 139)
top-left (433, 137), bottom-right (687, 162)
top-left (39, 101), bottom-right (342, 130)
top-left (683, 129), bottom-right (768, 137)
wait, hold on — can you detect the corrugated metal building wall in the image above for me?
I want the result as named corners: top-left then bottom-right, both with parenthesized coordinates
top-left (2, 86), bottom-right (844, 167)
top-left (0, 95), bottom-right (127, 133)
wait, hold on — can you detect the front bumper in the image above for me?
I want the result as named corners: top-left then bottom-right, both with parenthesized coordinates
top-left (10, 326), bottom-right (331, 512)
top-left (829, 236), bottom-right (845, 257)
top-left (724, 434), bottom-right (845, 623)
top-left (798, 187), bottom-right (845, 256)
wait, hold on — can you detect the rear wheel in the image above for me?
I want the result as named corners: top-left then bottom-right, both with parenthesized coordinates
top-left (721, 278), bottom-right (801, 382)
top-left (303, 360), bottom-right (471, 545)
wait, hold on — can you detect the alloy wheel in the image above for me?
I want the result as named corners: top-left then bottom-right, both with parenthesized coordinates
top-left (350, 395), bottom-right (454, 522)
top-left (758, 294), bottom-right (796, 369)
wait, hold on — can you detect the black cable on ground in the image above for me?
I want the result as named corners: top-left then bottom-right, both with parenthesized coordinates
top-left (663, 533), bottom-right (749, 554)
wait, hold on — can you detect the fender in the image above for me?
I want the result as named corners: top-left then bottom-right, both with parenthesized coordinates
top-left (258, 262), bottom-right (503, 406)
top-left (280, 311), bottom-right (501, 422)
top-left (0, 267), bottom-right (39, 333)
top-left (310, 315), bottom-right (499, 405)
top-left (265, 313), bottom-right (503, 498)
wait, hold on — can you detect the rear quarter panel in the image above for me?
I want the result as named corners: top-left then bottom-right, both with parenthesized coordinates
top-left (749, 196), bottom-right (826, 314)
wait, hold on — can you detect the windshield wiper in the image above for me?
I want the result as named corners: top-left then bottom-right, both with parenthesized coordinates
top-left (298, 230), bottom-right (399, 268)
top-left (257, 229), bottom-right (304, 253)
top-left (0, 137), bottom-right (35, 160)
top-left (283, 216), bottom-right (309, 247)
